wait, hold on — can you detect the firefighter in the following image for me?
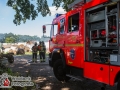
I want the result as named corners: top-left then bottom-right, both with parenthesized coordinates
top-left (32, 42), bottom-right (38, 63)
top-left (39, 41), bottom-right (46, 62)
top-left (38, 41), bottom-right (42, 62)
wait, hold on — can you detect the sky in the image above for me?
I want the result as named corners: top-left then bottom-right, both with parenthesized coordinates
top-left (0, 0), bottom-right (66, 37)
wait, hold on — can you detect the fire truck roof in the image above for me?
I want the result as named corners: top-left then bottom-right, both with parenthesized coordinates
top-left (68, 0), bottom-right (92, 9)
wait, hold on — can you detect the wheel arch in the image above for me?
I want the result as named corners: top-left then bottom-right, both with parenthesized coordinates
top-left (51, 48), bottom-right (66, 67)
top-left (114, 71), bottom-right (120, 83)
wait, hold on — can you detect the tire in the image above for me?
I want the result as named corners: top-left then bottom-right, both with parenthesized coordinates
top-left (117, 78), bottom-right (120, 90)
top-left (101, 87), bottom-right (105, 90)
top-left (53, 59), bottom-right (70, 82)
top-left (7, 55), bottom-right (14, 63)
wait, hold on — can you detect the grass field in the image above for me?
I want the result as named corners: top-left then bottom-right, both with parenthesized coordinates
top-left (25, 52), bottom-right (32, 55)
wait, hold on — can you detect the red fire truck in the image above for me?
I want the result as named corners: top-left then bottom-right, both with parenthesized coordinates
top-left (43, 0), bottom-right (120, 89)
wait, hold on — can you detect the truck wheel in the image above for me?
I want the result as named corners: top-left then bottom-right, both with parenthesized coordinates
top-left (117, 78), bottom-right (120, 90)
top-left (7, 55), bottom-right (14, 63)
top-left (101, 87), bottom-right (105, 90)
top-left (53, 59), bottom-right (70, 82)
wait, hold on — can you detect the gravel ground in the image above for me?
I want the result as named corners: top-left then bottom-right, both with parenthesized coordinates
top-left (6, 55), bottom-right (117, 90)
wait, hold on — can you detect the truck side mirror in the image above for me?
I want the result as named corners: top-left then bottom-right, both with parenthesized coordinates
top-left (43, 25), bottom-right (46, 33)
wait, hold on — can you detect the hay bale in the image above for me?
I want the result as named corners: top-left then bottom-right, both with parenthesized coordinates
top-left (8, 49), bottom-right (14, 55)
top-left (24, 46), bottom-right (30, 52)
top-left (18, 44), bottom-right (25, 49)
top-left (16, 48), bottom-right (25, 55)
top-left (12, 50), bottom-right (17, 55)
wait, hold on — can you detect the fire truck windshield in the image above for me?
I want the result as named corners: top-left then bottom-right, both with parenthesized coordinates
top-left (50, 24), bottom-right (58, 38)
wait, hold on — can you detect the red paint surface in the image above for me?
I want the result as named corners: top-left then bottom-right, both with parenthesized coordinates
top-left (84, 62), bottom-right (110, 84)
top-left (49, 0), bottom-right (120, 86)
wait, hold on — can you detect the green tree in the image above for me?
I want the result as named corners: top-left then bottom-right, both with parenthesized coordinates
top-left (0, 33), bottom-right (41, 43)
top-left (5, 37), bottom-right (15, 43)
top-left (4, 33), bottom-right (16, 43)
top-left (7, 0), bottom-right (74, 25)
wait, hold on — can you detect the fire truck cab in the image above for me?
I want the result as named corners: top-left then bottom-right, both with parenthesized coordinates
top-left (43, 0), bottom-right (120, 89)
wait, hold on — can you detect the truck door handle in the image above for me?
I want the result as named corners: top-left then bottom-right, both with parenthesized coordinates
top-left (100, 67), bottom-right (103, 71)
top-left (76, 40), bottom-right (80, 43)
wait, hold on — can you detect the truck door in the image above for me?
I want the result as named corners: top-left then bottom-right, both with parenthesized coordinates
top-left (56, 18), bottom-right (66, 48)
top-left (65, 11), bottom-right (84, 68)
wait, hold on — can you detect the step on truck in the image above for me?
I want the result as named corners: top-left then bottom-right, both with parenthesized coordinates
top-left (42, 0), bottom-right (120, 89)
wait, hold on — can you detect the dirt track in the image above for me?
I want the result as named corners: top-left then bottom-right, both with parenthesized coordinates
top-left (7, 55), bottom-right (117, 90)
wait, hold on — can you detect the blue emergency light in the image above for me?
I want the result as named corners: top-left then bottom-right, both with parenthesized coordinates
top-left (55, 13), bottom-right (62, 18)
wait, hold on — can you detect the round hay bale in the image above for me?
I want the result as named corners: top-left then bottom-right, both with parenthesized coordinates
top-left (16, 48), bottom-right (25, 55)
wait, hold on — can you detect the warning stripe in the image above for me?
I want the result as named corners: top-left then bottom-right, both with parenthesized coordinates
top-left (57, 44), bottom-right (64, 46)
top-left (65, 44), bottom-right (84, 47)
top-left (50, 44), bottom-right (84, 47)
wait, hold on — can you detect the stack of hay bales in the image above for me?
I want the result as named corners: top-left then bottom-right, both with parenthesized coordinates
top-left (2, 42), bottom-right (33, 55)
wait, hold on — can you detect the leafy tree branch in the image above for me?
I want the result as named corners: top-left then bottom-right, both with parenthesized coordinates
top-left (7, 0), bottom-right (74, 25)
